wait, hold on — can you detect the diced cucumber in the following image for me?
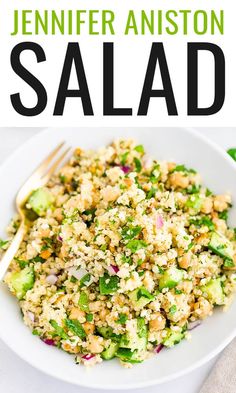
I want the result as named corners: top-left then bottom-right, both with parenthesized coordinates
top-left (101, 342), bottom-right (119, 360)
top-left (159, 267), bottom-right (184, 291)
top-left (119, 318), bottom-right (147, 353)
top-left (9, 266), bottom-right (35, 300)
top-left (97, 326), bottom-right (121, 342)
top-left (163, 328), bottom-right (184, 347)
top-left (128, 287), bottom-right (154, 310)
top-left (97, 326), bottom-right (114, 339)
top-left (200, 278), bottom-right (225, 305)
top-left (116, 348), bottom-right (143, 363)
top-left (186, 195), bottom-right (202, 212)
top-left (208, 231), bottom-right (234, 261)
top-left (28, 188), bottom-right (53, 216)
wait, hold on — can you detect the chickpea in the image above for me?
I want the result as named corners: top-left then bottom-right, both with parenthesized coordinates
top-left (201, 198), bottom-right (213, 214)
top-left (149, 312), bottom-right (166, 331)
top-left (87, 335), bottom-right (103, 353)
top-left (193, 297), bottom-right (212, 319)
top-left (70, 307), bottom-right (86, 323)
top-left (178, 251), bottom-right (192, 269)
top-left (169, 173), bottom-right (189, 189)
top-left (213, 194), bottom-right (231, 212)
top-left (83, 322), bottom-right (95, 335)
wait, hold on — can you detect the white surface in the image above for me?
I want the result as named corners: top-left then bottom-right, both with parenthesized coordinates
top-left (0, 127), bottom-right (235, 393)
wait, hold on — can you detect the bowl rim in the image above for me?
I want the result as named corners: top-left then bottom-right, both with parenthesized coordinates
top-left (0, 126), bottom-right (236, 390)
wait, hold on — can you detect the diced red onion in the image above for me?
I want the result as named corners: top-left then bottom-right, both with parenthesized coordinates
top-left (27, 311), bottom-right (35, 322)
top-left (107, 265), bottom-right (119, 275)
top-left (156, 215), bottom-right (164, 229)
top-left (111, 265), bottom-right (119, 273)
top-left (188, 320), bottom-right (201, 331)
top-left (82, 354), bottom-right (95, 361)
top-left (120, 165), bottom-right (131, 174)
top-left (155, 344), bottom-right (164, 354)
top-left (42, 338), bottom-right (55, 346)
top-left (46, 274), bottom-right (58, 285)
top-left (58, 236), bottom-right (63, 242)
top-left (67, 267), bottom-right (87, 280)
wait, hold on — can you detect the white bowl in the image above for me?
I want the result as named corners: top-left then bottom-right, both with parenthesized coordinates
top-left (0, 127), bottom-right (236, 390)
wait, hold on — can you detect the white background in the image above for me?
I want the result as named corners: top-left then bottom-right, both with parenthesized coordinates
top-left (0, 0), bottom-right (235, 127)
top-left (0, 127), bottom-right (235, 393)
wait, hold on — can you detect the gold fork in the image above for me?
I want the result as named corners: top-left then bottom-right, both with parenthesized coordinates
top-left (0, 142), bottom-right (71, 281)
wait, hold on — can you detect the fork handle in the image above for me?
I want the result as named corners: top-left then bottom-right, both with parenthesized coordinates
top-left (0, 221), bottom-right (26, 281)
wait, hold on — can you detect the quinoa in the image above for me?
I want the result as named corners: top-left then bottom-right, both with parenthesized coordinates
top-left (3, 139), bottom-right (236, 367)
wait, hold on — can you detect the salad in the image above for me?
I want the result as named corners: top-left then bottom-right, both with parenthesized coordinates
top-left (2, 139), bottom-right (236, 367)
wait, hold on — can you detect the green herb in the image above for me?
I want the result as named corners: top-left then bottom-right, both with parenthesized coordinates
top-left (218, 210), bottom-right (228, 221)
top-left (121, 225), bottom-right (142, 240)
top-left (146, 187), bottom-right (157, 199)
top-left (186, 195), bottom-right (202, 211)
top-left (121, 255), bottom-right (132, 264)
top-left (59, 174), bottom-right (66, 184)
top-left (224, 259), bottom-right (235, 268)
top-left (100, 244), bottom-right (107, 252)
top-left (86, 313), bottom-right (93, 322)
top-left (49, 320), bottom-right (69, 340)
top-left (117, 313), bottom-right (128, 324)
top-left (78, 292), bottom-right (89, 312)
top-left (134, 157), bottom-right (142, 173)
top-left (126, 239), bottom-right (147, 253)
top-left (206, 188), bottom-right (213, 196)
top-left (134, 145), bottom-right (144, 153)
top-left (80, 273), bottom-right (91, 287)
top-left (138, 270), bottom-right (145, 276)
top-left (99, 273), bottom-right (120, 295)
top-left (0, 239), bottom-right (8, 249)
top-left (65, 319), bottom-right (86, 339)
top-left (186, 184), bottom-right (200, 194)
top-left (190, 216), bottom-right (215, 231)
top-left (120, 152), bottom-right (129, 166)
top-left (137, 259), bottom-right (143, 266)
top-left (227, 148), bottom-right (236, 161)
top-left (150, 164), bottom-right (160, 183)
top-left (169, 305), bottom-right (177, 315)
top-left (14, 257), bottom-right (29, 269)
top-left (137, 287), bottom-right (154, 300)
top-left (171, 165), bottom-right (196, 174)
top-left (83, 208), bottom-right (96, 217)
top-left (70, 276), bottom-right (78, 283)
top-left (175, 289), bottom-right (183, 294)
top-left (32, 329), bottom-right (40, 336)
top-left (30, 256), bottom-right (45, 263)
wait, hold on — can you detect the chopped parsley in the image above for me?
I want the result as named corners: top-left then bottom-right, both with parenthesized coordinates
top-left (227, 148), bottom-right (236, 162)
top-left (117, 313), bottom-right (128, 324)
top-left (190, 216), bottom-right (215, 231)
top-left (134, 145), bottom-right (144, 154)
top-left (120, 151), bottom-right (129, 166)
top-left (86, 313), bottom-right (93, 322)
top-left (121, 225), bottom-right (142, 240)
top-left (65, 319), bottom-right (86, 339)
top-left (218, 210), bottom-right (228, 221)
top-left (171, 164), bottom-right (196, 174)
top-left (169, 305), bottom-right (177, 315)
top-left (126, 239), bottom-right (147, 253)
top-left (50, 320), bottom-right (69, 340)
top-left (0, 239), bottom-right (8, 249)
top-left (146, 187), bottom-right (157, 199)
top-left (137, 287), bottom-right (154, 301)
top-left (134, 157), bottom-right (142, 173)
